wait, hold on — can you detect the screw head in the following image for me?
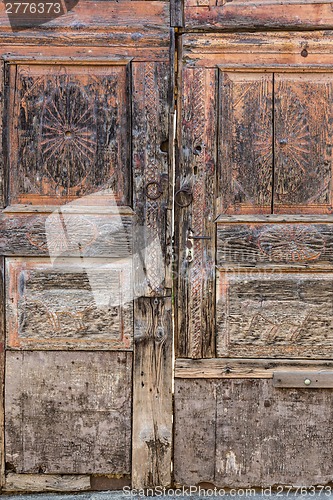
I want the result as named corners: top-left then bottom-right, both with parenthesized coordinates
top-left (304, 378), bottom-right (312, 386)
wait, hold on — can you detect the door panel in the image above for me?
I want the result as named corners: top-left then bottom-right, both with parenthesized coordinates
top-left (5, 351), bottom-right (132, 474)
top-left (219, 72), bottom-right (273, 214)
top-left (274, 73), bottom-right (333, 212)
top-left (8, 62), bottom-right (130, 206)
top-left (174, 379), bottom-right (333, 488)
top-left (175, 33), bottom-right (333, 488)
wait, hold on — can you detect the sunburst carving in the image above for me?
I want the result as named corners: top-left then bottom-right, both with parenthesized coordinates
top-left (40, 82), bottom-right (97, 190)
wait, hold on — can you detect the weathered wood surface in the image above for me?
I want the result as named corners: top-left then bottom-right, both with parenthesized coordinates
top-left (217, 221), bottom-right (333, 269)
top-left (6, 258), bottom-right (133, 350)
top-left (4, 473), bottom-right (91, 492)
top-left (8, 63), bottom-right (130, 206)
top-left (132, 297), bottom-right (172, 488)
top-left (183, 3), bottom-right (333, 30)
top-left (175, 358), bottom-right (333, 379)
top-left (175, 67), bottom-right (216, 358)
top-left (181, 32), bottom-right (333, 68)
top-left (0, 1), bottom-right (170, 34)
top-left (132, 62), bottom-right (171, 297)
top-left (0, 212), bottom-right (133, 257)
top-left (174, 379), bottom-right (333, 487)
top-left (219, 72), bottom-right (273, 214)
top-left (272, 371), bottom-right (333, 388)
top-left (5, 351), bottom-right (132, 474)
top-left (216, 271), bottom-right (333, 359)
top-left (274, 73), bottom-right (333, 213)
top-left (0, 258), bottom-right (4, 489)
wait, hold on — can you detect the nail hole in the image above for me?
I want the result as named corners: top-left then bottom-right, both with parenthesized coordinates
top-left (160, 140), bottom-right (168, 153)
top-left (301, 48), bottom-right (308, 58)
top-left (194, 145), bottom-right (202, 155)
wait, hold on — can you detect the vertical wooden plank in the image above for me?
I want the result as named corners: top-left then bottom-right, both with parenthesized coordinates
top-left (0, 257), bottom-right (4, 489)
top-left (132, 61), bottom-right (170, 297)
top-left (175, 67), bottom-right (216, 359)
top-left (274, 73), bottom-right (333, 213)
top-left (132, 297), bottom-right (172, 488)
top-left (132, 59), bottom-right (173, 488)
top-left (219, 72), bottom-right (273, 214)
top-left (0, 61), bottom-right (4, 208)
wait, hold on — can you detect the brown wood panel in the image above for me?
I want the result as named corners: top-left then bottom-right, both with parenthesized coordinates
top-left (175, 358), bottom-right (333, 379)
top-left (5, 351), bottom-right (132, 474)
top-left (181, 32), bottom-right (333, 68)
top-left (6, 258), bottom-right (133, 350)
top-left (216, 271), bottom-right (333, 359)
top-left (184, 2), bottom-right (333, 30)
top-left (132, 62), bottom-right (170, 297)
top-left (217, 220), bottom-right (333, 269)
top-left (132, 297), bottom-right (172, 488)
top-left (219, 72), bottom-right (273, 214)
top-left (0, 211), bottom-right (133, 257)
top-left (175, 67), bottom-right (216, 358)
top-left (274, 73), bottom-right (333, 213)
top-left (174, 379), bottom-right (333, 487)
top-left (8, 63), bottom-right (130, 206)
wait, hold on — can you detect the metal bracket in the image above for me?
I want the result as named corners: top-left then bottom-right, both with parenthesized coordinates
top-left (273, 371), bottom-right (333, 389)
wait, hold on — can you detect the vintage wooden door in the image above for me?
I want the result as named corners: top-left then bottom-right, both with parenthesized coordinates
top-left (174, 30), bottom-right (333, 488)
top-left (0, 1), bottom-right (173, 493)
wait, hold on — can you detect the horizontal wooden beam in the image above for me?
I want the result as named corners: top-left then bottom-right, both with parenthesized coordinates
top-left (4, 473), bottom-right (91, 492)
top-left (175, 358), bottom-right (333, 379)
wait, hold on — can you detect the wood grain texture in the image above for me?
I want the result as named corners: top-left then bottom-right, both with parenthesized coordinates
top-left (132, 62), bottom-right (171, 297)
top-left (274, 73), bottom-right (333, 213)
top-left (184, 2), bottom-right (333, 30)
top-left (174, 379), bottom-right (333, 487)
top-left (0, 212), bottom-right (133, 258)
top-left (216, 271), bottom-right (333, 359)
top-left (132, 297), bottom-right (172, 488)
top-left (181, 32), bottom-right (333, 68)
top-left (6, 258), bottom-right (133, 350)
top-left (175, 67), bottom-right (216, 358)
top-left (5, 351), bottom-right (132, 474)
top-left (219, 72), bottom-right (273, 214)
top-left (217, 221), bottom-right (333, 269)
top-left (272, 371), bottom-right (333, 388)
top-left (175, 358), bottom-right (333, 379)
top-left (8, 63), bottom-right (130, 206)
top-left (0, 258), bottom-right (4, 489)
top-left (4, 473), bottom-right (91, 492)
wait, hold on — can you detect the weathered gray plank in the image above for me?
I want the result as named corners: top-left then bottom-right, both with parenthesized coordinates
top-left (174, 379), bottom-right (216, 486)
top-left (219, 72), bottom-right (273, 214)
top-left (175, 358), bottom-right (333, 379)
top-left (217, 222), bottom-right (333, 269)
top-left (132, 297), bottom-right (172, 488)
top-left (174, 379), bottom-right (333, 487)
top-left (4, 474), bottom-right (91, 493)
top-left (176, 67), bottom-right (216, 358)
top-left (216, 271), bottom-right (333, 359)
top-left (6, 258), bottom-right (133, 350)
top-left (5, 351), bottom-right (132, 474)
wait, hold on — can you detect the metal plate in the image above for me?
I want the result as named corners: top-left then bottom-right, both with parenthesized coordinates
top-left (273, 371), bottom-right (333, 388)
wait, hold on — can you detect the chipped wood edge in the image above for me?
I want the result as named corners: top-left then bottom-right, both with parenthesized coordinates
top-left (4, 473), bottom-right (91, 492)
top-left (175, 358), bottom-right (333, 379)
